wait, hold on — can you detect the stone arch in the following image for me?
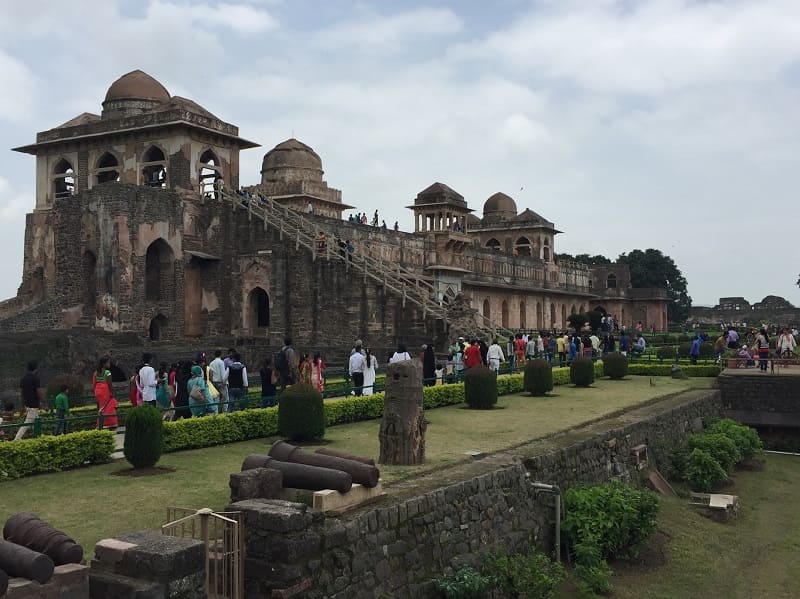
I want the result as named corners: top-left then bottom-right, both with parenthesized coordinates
top-left (148, 314), bottom-right (168, 341)
top-left (485, 238), bottom-right (501, 251)
top-left (579, 304), bottom-right (585, 313)
top-left (606, 273), bottom-right (617, 289)
top-left (199, 149), bottom-right (222, 198)
top-left (501, 300), bottom-right (509, 329)
top-left (483, 298), bottom-right (491, 322)
top-left (542, 238), bottom-right (551, 262)
top-left (144, 239), bottom-right (175, 302)
top-left (82, 250), bottom-right (97, 311)
top-left (109, 363), bottom-right (127, 383)
top-left (550, 302), bottom-right (556, 328)
top-left (536, 302), bottom-right (543, 329)
top-left (95, 151), bottom-right (120, 184)
top-left (570, 304), bottom-right (577, 315)
top-left (561, 304), bottom-right (567, 329)
top-left (519, 301), bottom-right (526, 329)
top-left (52, 158), bottom-right (75, 200)
top-left (515, 236), bottom-right (531, 256)
top-left (247, 287), bottom-right (270, 330)
top-left (594, 305), bottom-right (607, 315)
top-left (142, 144), bottom-right (167, 188)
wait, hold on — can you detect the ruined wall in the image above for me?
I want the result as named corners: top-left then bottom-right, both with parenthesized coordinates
top-left (231, 390), bottom-right (721, 599)
top-left (718, 372), bottom-right (800, 427)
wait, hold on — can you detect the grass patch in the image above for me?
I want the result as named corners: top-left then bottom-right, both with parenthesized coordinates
top-left (0, 376), bottom-right (709, 554)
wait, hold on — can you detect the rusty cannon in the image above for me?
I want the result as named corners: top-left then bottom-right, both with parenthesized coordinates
top-left (314, 447), bottom-right (375, 466)
top-left (241, 454), bottom-right (353, 493)
top-left (270, 441), bottom-right (380, 488)
top-left (3, 512), bottom-right (83, 566)
top-left (0, 540), bottom-right (55, 584)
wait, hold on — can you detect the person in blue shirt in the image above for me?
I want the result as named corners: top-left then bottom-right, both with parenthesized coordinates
top-left (619, 332), bottom-right (630, 355)
top-left (690, 335), bottom-right (702, 365)
top-left (568, 336), bottom-right (578, 361)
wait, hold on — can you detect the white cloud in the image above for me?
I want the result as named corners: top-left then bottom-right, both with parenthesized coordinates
top-left (0, 52), bottom-right (36, 123)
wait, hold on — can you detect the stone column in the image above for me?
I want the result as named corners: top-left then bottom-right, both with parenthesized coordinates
top-left (379, 360), bottom-right (426, 465)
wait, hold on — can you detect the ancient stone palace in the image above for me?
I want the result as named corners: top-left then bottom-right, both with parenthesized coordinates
top-left (0, 70), bottom-right (669, 353)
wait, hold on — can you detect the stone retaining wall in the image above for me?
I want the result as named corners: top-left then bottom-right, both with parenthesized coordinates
top-left (229, 389), bottom-right (721, 599)
top-left (718, 372), bottom-right (800, 426)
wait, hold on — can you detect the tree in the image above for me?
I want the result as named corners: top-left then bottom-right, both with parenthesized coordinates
top-left (567, 312), bottom-right (587, 331)
top-left (617, 249), bottom-right (691, 323)
top-left (557, 253), bottom-right (612, 266)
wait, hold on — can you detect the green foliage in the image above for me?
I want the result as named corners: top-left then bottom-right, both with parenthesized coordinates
top-left (567, 312), bottom-right (587, 332)
top-left (44, 374), bottom-right (87, 407)
top-left (655, 346), bottom-right (677, 362)
top-left (278, 383), bottom-right (325, 441)
top-left (556, 253), bottom-right (612, 266)
top-left (562, 482), bottom-right (659, 560)
top-left (678, 334), bottom-right (691, 343)
top-left (685, 448), bottom-right (728, 491)
top-left (677, 342), bottom-right (692, 358)
top-left (523, 359), bottom-right (553, 396)
top-left (484, 549), bottom-right (566, 599)
top-left (689, 433), bottom-right (741, 473)
top-left (463, 366), bottom-right (498, 409)
top-left (602, 353), bottom-right (629, 379)
top-left (617, 248), bottom-right (691, 323)
top-left (0, 430), bottom-right (114, 480)
top-left (706, 419), bottom-right (763, 460)
top-left (627, 364), bottom-right (719, 377)
top-left (123, 405), bottom-right (164, 469)
top-left (434, 566), bottom-right (493, 599)
top-left (573, 540), bottom-right (612, 595)
top-left (699, 342), bottom-right (715, 359)
top-left (163, 408), bottom-right (279, 451)
top-left (586, 310), bottom-right (603, 333)
top-left (570, 357), bottom-right (595, 387)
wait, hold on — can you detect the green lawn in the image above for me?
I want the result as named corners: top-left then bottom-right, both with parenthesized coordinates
top-left (0, 376), bottom-right (712, 554)
top-left (605, 453), bottom-right (800, 599)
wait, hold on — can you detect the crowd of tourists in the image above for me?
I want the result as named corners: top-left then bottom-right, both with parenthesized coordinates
top-left (713, 326), bottom-right (797, 371)
top-left (347, 210), bottom-right (399, 232)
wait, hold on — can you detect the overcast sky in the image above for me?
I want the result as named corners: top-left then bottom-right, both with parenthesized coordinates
top-left (1, 0), bottom-right (799, 307)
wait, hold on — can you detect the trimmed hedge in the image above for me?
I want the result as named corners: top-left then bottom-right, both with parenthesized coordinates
top-left (524, 359), bottom-right (553, 396)
top-left (123, 405), bottom-right (164, 469)
top-left (627, 364), bottom-right (719, 377)
top-left (278, 383), bottom-right (325, 442)
top-left (601, 353), bottom-right (628, 379)
top-left (570, 357), bottom-right (595, 387)
top-left (464, 366), bottom-right (498, 409)
top-left (0, 430), bottom-right (115, 480)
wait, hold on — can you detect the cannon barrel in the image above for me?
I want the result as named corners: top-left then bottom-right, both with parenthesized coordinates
top-left (0, 540), bottom-right (54, 584)
top-left (3, 512), bottom-right (83, 565)
top-left (270, 441), bottom-right (380, 488)
top-left (315, 447), bottom-right (375, 466)
top-left (241, 454), bottom-right (353, 493)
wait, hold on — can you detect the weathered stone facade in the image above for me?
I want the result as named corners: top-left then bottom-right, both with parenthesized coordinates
top-left (690, 295), bottom-right (800, 328)
top-left (1, 69), bottom-right (670, 373)
top-left (229, 389), bottom-right (720, 598)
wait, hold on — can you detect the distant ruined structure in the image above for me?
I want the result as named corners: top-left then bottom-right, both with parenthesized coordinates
top-left (690, 296), bottom-right (800, 327)
top-left (0, 70), bottom-right (669, 379)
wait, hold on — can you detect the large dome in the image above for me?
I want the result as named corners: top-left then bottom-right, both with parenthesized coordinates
top-left (104, 70), bottom-right (170, 103)
top-left (261, 138), bottom-right (323, 183)
top-left (483, 192), bottom-right (518, 220)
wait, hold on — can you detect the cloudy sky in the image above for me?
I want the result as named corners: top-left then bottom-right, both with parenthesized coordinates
top-left (1, 0), bottom-right (799, 307)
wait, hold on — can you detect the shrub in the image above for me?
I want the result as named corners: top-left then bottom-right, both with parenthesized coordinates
top-left (685, 448), bottom-right (728, 491)
top-left (707, 419), bottom-right (763, 460)
top-left (586, 310), bottom-right (603, 333)
top-left (562, 482), bottom-right (659, 560)
top-left (677, 342), bottom-right (692, 358)
top-left (0, 430), bottom-right (114, 481)
top-left (567, 312), bottom-right (587, 331)
top-left (523, 359), bottom-right (553, 396)
top-left (699, 342), bottom-right (715, 359)
top-left (463, 366), bottom-right (498, 409)
top-left (570, 357), bottom-right (595, 387)
top-left (602, 353), bottom-right (628, 379)
top-left (123, 405), bottom-right (164, 469)
top-left (278, 383), bottom-right (325, 441)
top-left (688, 432), bottom-right (741, 473)
top-left (484, 550), bottom-right (566, 599)
top-left (434, 566), bottom-right (493, 599)
top-left (678, 334), bottom-right (691, 343)
top-left (44, 374), bottom-right (87, 408)
top-left (628, 364), bottom-right (719, 377)
top-left (573, 540), bottom-right (612, 595)
top-left (655, 346), bottom-right (676, 362)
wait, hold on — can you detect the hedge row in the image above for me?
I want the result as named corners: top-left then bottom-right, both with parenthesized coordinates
top-left (626, 364), bottom-right (720, 377)
top-left (0, 430), bottom-right (115, 480)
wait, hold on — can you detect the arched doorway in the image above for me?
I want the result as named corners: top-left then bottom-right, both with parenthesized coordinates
top-left (149, 314), bottom-right (168, 341)
top-left (515, 237), bottom-right (531, 256)
top-left (594, 306), bottom-right (607, 315)
top-left (536, 302), bottom-right (543, 329)
top-left (247, 287), bottom-right (270, 330)
top-left (550, 303), bottom-right (556, 328)
top-left (144, 239), bottom-right (175, 302)
top-left (142, 145), bottom-right (167, 188)
top-left (53, 158), bottom-right (75, 200)
top-left (82, 251), bottom-right (97, 311)
top-left (520, 301), bottom-right (526, 329)
top-left (561, 305), bottom-right (566, 329)
top-left (96, 152), bottom-right (120, 184)
top-left (483, 299), bottom-right (491, 322)
top-left (485, 239), bottom-right (501, 251)
top-left (501, 300), bottom-right (509, 329)
top-left (199, 149), bottom-right (222, 198)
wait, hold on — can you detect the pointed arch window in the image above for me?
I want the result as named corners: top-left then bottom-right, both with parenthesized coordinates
top-left (96, 152), bottom-right (120, 184)
top-left (53, 158), bottom-right (75, 200)
top-left (199, 149), bottom-right (222, 199)
top-left (485, 238), bottom-right (501, 251)
top-left (142, 145), bottom-right (167, 188)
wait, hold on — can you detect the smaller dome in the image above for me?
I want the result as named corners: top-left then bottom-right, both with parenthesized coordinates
top-left (261, 139), bottom-right (324, 183)
top-left (104, 70), bottom-right (170, 103)
top-left (483, 192), bottom-right (517, 218)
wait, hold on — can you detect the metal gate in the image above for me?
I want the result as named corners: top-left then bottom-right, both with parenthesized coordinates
top-left (162, 507), bottom-right (244, 599)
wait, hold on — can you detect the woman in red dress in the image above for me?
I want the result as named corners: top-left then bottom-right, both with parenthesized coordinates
top-left (94, 356), bottom-right (118, 430)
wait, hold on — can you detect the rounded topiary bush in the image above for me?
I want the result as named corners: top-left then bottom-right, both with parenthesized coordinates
top-left (45, 374), bottom-right (86, 407)
top-left (278, 383), bottom-right (325, 441)
top-left (677, 342), bottom-right (692, 358)
top-left (464, 365), bottom-right (498, 409)
top-left (678, 333), bottom-right (691, 343)
top-left (570, 357), bottom-right (595, 387)
top-left (656, 346), bottom-right (676, 362)
top-left (602, 352), bottom-right (628, 379)
top-left (685, 448), bottom-right (728, 491)
top-left (123, 405), bottom-right (164, 469)
top-left (699, 342), bottom-right (714, 359)
top-left (524, 359), bottom-right (553, 396)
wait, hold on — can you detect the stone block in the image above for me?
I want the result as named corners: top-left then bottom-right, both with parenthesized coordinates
top-left (112, 531), bottom-right (204, 583)
top-left (93, 538), bottom-right (138, 568)
top-left (230, 468), bottom-right (283, 502)
top-left (88, 570), bottom-right (163, 599)
top-left (227, 499), bottom-right (313, 534)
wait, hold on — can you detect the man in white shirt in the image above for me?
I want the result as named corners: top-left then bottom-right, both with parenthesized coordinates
top-left (349, 344), bottom-right (366, 396)
top-left (486, 339), bottom-right (505, 372)
top-left (139, 354), bottom-right (157, 407)
top-left (208, 349), bottom-right (229, 409)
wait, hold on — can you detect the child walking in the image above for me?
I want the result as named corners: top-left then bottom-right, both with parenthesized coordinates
top-left (54, 384), bottom-right (70, 435)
